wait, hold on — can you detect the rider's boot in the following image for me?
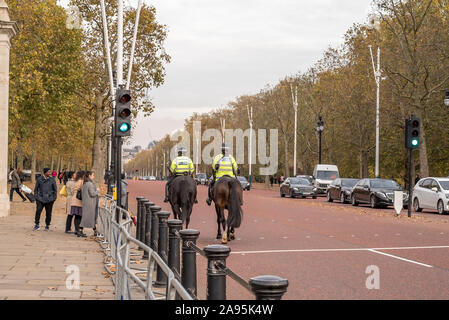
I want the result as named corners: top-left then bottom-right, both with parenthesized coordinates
top-left (206, 182), bottom-right (213, 206)
top-left (163, 183), bottom-right (169, 203)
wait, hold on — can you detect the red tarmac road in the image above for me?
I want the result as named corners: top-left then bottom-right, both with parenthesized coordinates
top-left (127, 180), bottom-right (449, 300)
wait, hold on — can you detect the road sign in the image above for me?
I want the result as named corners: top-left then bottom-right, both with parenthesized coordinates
top-left (394, 191), bottom-right (403, 215)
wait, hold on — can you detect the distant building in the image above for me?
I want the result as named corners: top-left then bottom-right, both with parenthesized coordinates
top-left (147, 140), bottom-right (158, 150)
top-left (122, 146), bottom-right (142, 165)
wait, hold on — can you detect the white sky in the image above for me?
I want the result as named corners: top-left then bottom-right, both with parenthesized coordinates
top-left (58, 0), bottom-right (374, 148)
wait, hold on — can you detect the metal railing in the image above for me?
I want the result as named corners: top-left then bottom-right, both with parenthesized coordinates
top-left (96, 195), bottom-right (192, 300)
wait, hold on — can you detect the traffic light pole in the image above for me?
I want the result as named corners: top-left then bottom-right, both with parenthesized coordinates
top-left (408, 147), bottom-right (413, 218)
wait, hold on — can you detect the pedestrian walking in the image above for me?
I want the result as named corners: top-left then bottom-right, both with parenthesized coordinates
top-left (270, 176), bottom-right (274, 187)
top-left (80, 171), bottom-right (100, 237)
top-left (58, 169), bottom-right (65, 184)
top-left (65, 171), bottom-right (76, 234)
top-left (33, 168), bottom-right (57, 231)
top-left (70, 171), bottom-right (86, 237)
top-left (9, 168), bottom-right (27, 202)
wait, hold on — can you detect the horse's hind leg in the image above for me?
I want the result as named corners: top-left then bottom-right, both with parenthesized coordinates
top-left (229, 227), bottom-right (235, 241)
top-left (215, 204), bottom-right (222, 240)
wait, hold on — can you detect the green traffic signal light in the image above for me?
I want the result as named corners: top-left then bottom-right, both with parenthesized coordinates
top-left (119, 123), bottom-right (131, 133)
top-left (411, 138), bottom-right (419, 147)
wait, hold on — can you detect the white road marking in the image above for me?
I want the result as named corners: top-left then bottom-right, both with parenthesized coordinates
top-left (231, 245), bottom-right (449, 269)
top-left (368, 249), bottom-right (433, 268)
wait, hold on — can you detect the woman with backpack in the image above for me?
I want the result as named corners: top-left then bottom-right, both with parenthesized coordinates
top-left (9, 168), bottom-right (27, 202)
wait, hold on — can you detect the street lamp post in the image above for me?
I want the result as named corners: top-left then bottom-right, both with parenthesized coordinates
top-left (290, 84), bottom-right (298, 176)
top-left (369, 45), bottom-right (385, 178)
top-left (316, 116), bottom-right (324, 164)
top-left (247, 105), bottom-right (253, 188)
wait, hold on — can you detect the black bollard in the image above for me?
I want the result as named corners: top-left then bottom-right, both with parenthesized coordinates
top-left (140, 200), bottom-right (151, 244)
top-left (167, 220), bottom-right (182, 275)
top-left (204, 245), bottom-right (231, 300)
top-left (180, 229), bottom-right (200, 298)
top-left (138, 199), bottom-right (149, 250)
top-left (142, 202), bottom-right (155, 260)
top-left (249, 275), bottom-right (289, 300)
top-left (135, 197), bottom-right (145, 242)
top-left (154, 211), bottom-right (170, 288)
top-left (150, 206), bottom-right (161, 251)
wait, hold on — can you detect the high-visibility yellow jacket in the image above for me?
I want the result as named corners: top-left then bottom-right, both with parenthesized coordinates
top-left (212, 154), bottom-right (237, 180)
top-left (170, 156), bottom-right (194, 175)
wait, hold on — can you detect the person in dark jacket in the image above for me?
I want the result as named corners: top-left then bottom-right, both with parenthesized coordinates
top-left (33, 168), bottom-right (57, 231)
top-left (10, 168), bottom-right (27, 202)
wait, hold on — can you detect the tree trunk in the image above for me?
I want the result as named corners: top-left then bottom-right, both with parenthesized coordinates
top-left (31, 142), bottom-right (37, 184)
top-left (264, 175), bottom-right (269, 189)
top-left (56, 155), bottom-right (61, 172)
top-left (17, 142), bottom-right (23, 170)
top-left (418, 125), bottom-right (429, 178)
top-left (50, 154), bottom-right (54, 171)
top-left (91, 98), bottom-right (107, 186)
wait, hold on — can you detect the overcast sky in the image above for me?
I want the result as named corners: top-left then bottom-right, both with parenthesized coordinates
top-left (59, 0), bottom-right (374, 148)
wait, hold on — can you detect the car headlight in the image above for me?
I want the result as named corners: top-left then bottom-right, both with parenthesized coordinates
top-left (445, 194), bottom-right (449, 199)
top-left (376, 192), bottom-right (387, 199)
top-left (313, 188), bottom-right (317, 192)
top-left (293, 188), bottom-right (299, 191)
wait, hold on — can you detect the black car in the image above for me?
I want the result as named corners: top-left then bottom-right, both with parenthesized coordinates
top-left (280, 177), bottom-right (317, 199)
top-left (350, 178), bottom-right (409, 209)
top-left (327, 178), bottom-right (359, 204)
top-left (237, 176), bottom-right (250, 191)
top-left (195, 173), bottom-right (209, 185)
top-left (296, 175), bottom-right (314, 184)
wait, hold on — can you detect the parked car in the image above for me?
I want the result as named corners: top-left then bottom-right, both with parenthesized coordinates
top-left (237, 176), bottom-right (250, 191)
top-left (280, 177), bottom-right (317, 199)
top-left (296, 175), bottom-right (314, 184)
top-left (313, 164), bottom-right (339, 195)
top-left (149, 176), bottom-right (156, 181)
top-left (412, 177), bottom-right (449, 215)
top-left (195, 173), bottom-right (209, 185)
top-left (327, 178), bottom-right (359, 203)
top-left (351, 178), bottom-right (408, 209)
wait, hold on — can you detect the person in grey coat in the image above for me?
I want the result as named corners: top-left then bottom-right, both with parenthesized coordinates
top-left (80, 171), bottom-right (99, 236)
top-left (10, 168), bottom-right (27, 202)
top-left (121, 173), bottom-right (128, 209)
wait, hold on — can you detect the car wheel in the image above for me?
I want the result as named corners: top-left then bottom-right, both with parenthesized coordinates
top-left (290, 191), bottom-right (295, 198)
top-left (340, 193), bottom-right (346, 204)
top-left (312, 196), bottom-right (317, 199)
top-left (327, 191), bottom-right (333, 202)
top-left (280, 191), bottom-right (285, 198)
top-left (437, 200), bottom-right (446, 215)
top-left (352, 195), bottom-right (358, 206)
top-left (370, 195), bottom-right (378, 209)
top-left (413, 198), bottom-right (422, 212)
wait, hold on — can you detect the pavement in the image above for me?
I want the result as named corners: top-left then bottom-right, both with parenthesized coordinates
top-left (0, 186), bottom-right (114, 300)
top-left (127, 179), bottom-right (449, 300)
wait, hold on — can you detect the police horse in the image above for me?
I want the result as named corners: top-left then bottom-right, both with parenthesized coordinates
top-left (168, 174), bottom-right (197, 229)
top-left (211, 176), bottom-right (243, 244)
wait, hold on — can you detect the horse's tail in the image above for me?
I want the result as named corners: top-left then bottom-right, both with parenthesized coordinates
top-left (227, 179), bottom-right (243, 228)
top-left (179, 178), bottom-right (194, 222)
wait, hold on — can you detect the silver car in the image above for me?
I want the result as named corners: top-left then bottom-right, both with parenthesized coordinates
top-left (413, 177), bottom-right (449, 215)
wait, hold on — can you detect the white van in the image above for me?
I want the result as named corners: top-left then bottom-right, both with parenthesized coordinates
top-left (313, 164), bottom-right (340, 194)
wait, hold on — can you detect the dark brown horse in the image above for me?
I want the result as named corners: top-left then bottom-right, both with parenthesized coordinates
top-left (211, 176), bottom-right (243, 244)
top-left (168, 175), bottom-right (197, 229)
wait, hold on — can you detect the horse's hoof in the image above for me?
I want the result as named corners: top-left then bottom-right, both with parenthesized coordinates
top-left (221, 235), bottom-right (228, 244)
top-left (230, 233), bottom-right (235, 241)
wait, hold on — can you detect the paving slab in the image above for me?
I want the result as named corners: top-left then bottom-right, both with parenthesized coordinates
top-left (0, 194), bottom-right (112, 300)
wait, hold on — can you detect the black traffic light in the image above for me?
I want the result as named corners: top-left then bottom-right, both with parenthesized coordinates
top-left (405, 116), bottom-right (420, 149)
top-left (115, 89), bottom-right (132, 137)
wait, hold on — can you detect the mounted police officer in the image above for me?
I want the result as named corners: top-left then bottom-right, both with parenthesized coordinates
top-left (206, 143), bottom-right (238, 206)
top-left (164, 147), bottom-right (195, 203)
